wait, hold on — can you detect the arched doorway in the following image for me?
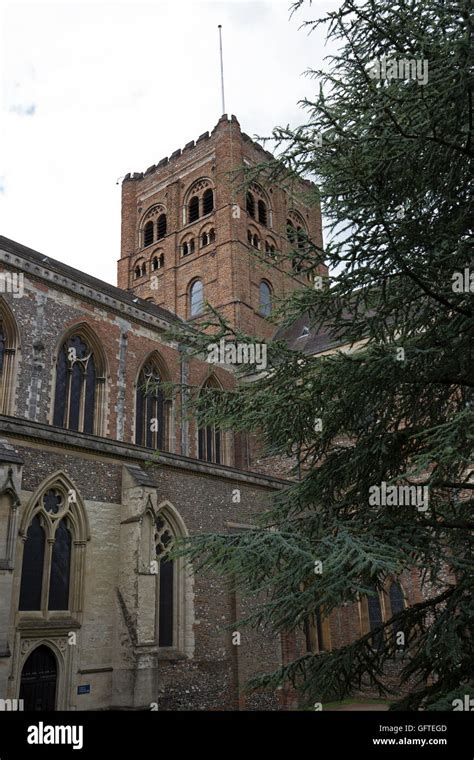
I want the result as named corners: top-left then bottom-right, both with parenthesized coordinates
top-left (19, 645), bottom-right (57, 711)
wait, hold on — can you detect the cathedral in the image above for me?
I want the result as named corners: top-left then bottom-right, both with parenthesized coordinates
top-left (0, 114), bottom-right (418, 711)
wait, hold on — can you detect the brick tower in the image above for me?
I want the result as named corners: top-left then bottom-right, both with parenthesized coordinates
top-left (117, 114), bottom-right (325, 340)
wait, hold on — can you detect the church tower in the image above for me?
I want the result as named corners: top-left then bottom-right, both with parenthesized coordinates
top-left (117, 114), bottom-right (325, 340)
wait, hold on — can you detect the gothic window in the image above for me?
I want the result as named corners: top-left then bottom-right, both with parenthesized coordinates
top-left (305, 606), bottom-right (328, 653)
top-left (246, 192), bottom-right (255, 218)
top-left (0, 298), bottom-right (20, 415)
top-left (189, 280), bottom-right (204, 317)
top-left (144, 221), bottom-right (154, 247)
top-left (258, 199), bottom-right (267, 226)
top-left (197, 378), bottom-right (221, 464)
top-left (155, 514), bottom-right (175, 647)
top-left (157, 214), bottom-right (167, 239)
top-left (52, 328), bottom-right (106, 436)
top-left (135, 359), bottom-right (168, 450)
top-left (388, 581), bottom-right (406, 646)
top-left (202, 188), bottom-right (214, 215)
top-left (287, 219), bottom-right (296, 243)
top-left (18, 477), bottom-right (89, 615)
top-left (367, 587), bottom-right (384, 651)
top-left (19, 515), bottom-right (45, 611)
top-left (0, 323), bottom-right (5, 375)
top-left (188, 196), bottom-right (200, 224)
top-left (259, 281), bottom-right (272, 317)
top-left (53, 334), bottom-right (99, 434)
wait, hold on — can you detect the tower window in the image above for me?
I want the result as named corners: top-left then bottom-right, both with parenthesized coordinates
top-left (157, 214), bottom-right (167, 239)
top-left (202, 188), bottom-right (214, 215)
top-left (144, 221), bottom-right (154, 247)
top-left (135, 265), bottom-right (141, 279)
top-left (182, 239), bottom-right (195, 257)
top-left (189, 280), bottom-right (204, 317)
top-left (258, 199), bottom-right (267, 226)
top-left (246, 192), bottom-right (255, 218)
top-left (247, 230), bottom-right (252, 245)
top-left (259, 281), bottom-right (272, 317)
top-left (201, 232), bottom-right (209, 247)
top-left (252, 234), bottom-right (260, 249)
top-left (209, 228), bottom-right (215, 244)
top-left (188, 196), bottom-right (200, 224)
top-left (141, 262), bottom-right (147, 276)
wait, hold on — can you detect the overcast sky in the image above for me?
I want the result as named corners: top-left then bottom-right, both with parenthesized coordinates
top-left (0, 0), bottom-right (338, 285)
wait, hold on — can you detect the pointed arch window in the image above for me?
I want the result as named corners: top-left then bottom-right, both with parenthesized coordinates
top-left (135, 359), bottom-right (169, 450)
top-left (155, 514), bottom-right (175, 647)
top-left (18, 478), bottom-right (89, 614)
top-left (0, 298), bottom-right (20, 415)
top-left (367, 587), bottom-right (384, 650)
top-left (198, 378), bottom-right (222, 464)
top-left (52, 329), bottom-right (106, 436)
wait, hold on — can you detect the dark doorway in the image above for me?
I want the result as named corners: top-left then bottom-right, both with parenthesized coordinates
top-left (19, 645), bottom-right (58, 711)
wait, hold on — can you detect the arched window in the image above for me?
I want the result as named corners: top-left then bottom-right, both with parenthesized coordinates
top-left (201, 232), bottom-right (209, 247)
top-left (189, 280), bottom-right (204, 317)
top-left (52, 328), bottom-right (106, 435)
top-left (209, 228), bottom-right (215, 244)
top-left (247, 230), bottom-right (252, 245)
top-left (19, 515), bottom-right (45, 610)
top-left (155, 513), bottom-right (175, 647)
top-left (135, 357), bottom-right (169, 450)
top-left (367, 587), bottom-right (384, 650)
top-left (198, 377), bottom-right (222, 464)
top-left (246, 192), bottom-right (255, 218)
top-left (152, 256), bottom-right (158, 271)
top-left (297, 226), bottom-right (305, 250)
top-left (259, 281), bottom-right (272, 317)
top-left (144, 221), bottom-right (154, 247)
top-left (134, 265), bottom-right (141, 279)
top-left (19, 475), bottom-right (90, 614)
top-left (252, 234), bottom-right (260, 249)
top-left (287, 219), bottom-right (296, 243)
top-left (258, 199), bottom-right (267, 226)
top-left (152, 254), bottom-right (164, 271)
top-left (182, 239), bottom-right (195, 257)
top-left (0, 297), bottom-right (20, 415)
top-left (202, 188), bottom-right (214, 215)
top-left (188, 196), bottom-right (200, 223)
top-left (388, 581), bottom-right (406, 646)
top-left (157, 214), bottom-right (167, 239)
top-left (141, 262), bottom-right (147, 276)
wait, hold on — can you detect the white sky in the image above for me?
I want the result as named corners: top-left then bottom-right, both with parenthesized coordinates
top-left (0, 0), bottom-right (338, 285)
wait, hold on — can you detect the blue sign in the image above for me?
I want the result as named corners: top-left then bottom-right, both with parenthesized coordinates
top-left (77, 685), bottom-right (90, 695)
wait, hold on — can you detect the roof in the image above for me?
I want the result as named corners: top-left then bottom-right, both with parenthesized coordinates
top-left (0, 235), bottom-right (183, 327)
